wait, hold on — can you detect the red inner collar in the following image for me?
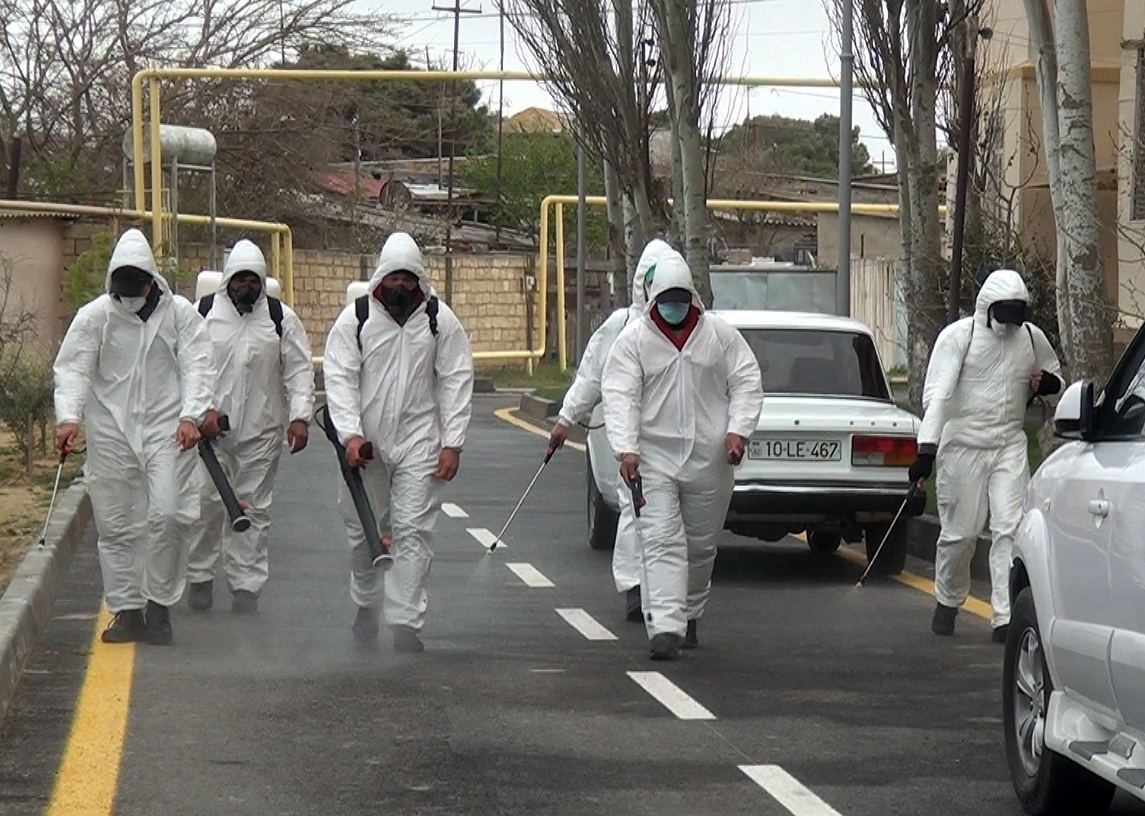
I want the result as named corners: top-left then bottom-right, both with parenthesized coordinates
top-left (650, 303), bottom-right (700, 350)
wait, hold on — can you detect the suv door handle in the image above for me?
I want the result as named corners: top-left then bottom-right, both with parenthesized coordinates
top-left (1088, 499), bottom-right (1110, 517)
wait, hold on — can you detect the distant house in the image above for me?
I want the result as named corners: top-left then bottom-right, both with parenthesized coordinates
top-left (504, 107), bottom-right (565, 135)
top-left (308, 170), bottom-right (412, 208)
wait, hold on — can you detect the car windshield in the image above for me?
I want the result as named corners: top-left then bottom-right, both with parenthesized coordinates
top-left (737, 328), bottom-right (891, 400)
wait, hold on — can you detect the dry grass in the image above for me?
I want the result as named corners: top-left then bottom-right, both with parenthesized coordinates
top-left (0, 428), bottom-right (83, 594)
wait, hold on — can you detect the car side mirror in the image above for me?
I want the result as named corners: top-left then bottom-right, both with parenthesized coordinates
top-left (1054, 380), bottom-right (1097, 440)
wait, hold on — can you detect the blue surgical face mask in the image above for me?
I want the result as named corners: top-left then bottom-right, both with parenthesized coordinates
top-left (657, 302), bottom-right (690, 326)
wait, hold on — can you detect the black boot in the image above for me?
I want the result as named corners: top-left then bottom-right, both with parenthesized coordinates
top-left (650, 633), bottom-right (681, 661)
top-left (625, 586), bottom-right (643, 622)
top-left (188, 580), bottom-right (213, 612)
top-left (101, 609), bottom-right (145, 644)
top-left (231, 590), bottom-right (258, 614)
top-left (392, 625), bottom-right (424, 653)
top-left (991, 624), bottom-right (1009, 644)
top-left (144, 600), bottom-right (173, 646)
top-left (931, 603), bottom-right (958, 636)
top-left (683, 619), bottom-right (699, 650)
top-left (352, 607), bottom-right (379, 645)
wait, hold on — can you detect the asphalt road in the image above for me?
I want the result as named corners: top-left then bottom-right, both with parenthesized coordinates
top-left (2, 394), bottom-right (1143, 815)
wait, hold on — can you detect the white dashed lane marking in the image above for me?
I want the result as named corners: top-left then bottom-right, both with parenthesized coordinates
top-left (626, 671), bottom-right (715, 720)
top-left (505, 562), bottom-right (554, 588)
top-left (466, 528), bottom-right (505, 549)
top-left (442, 503), bottom-right (469, 519)
top-left (555, 608), bottom-right (618, 641)
top-left (738, 765), bottom-right (844, 816)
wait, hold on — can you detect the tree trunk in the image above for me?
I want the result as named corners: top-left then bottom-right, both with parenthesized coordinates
top-left (904, 0), bottom-right (945, 415)
top-left (664, 81), bottom-right (686, 247)
top-left (1023, 0), bottom-right (1073, 359)
top-left (1053, 0), bottom-right (1112, 383)
top-left (603, 159), bottom-right (628, 305)
top-left (653, 0), bottom-right (712, 307)
top-left (622, 193), bottom-right (642, 291)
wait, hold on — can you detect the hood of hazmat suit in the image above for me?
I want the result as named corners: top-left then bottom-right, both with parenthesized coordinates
top-left (919, 268), bottom-right (1061, 452)
top-left (53, 228), bottom-right (218, 611)
top-left (198, 239), bottom-right (314, 443)
top-left (558, 238), bottom-right (676, 426)
top-left (601, 251), bottom-right (763, 640)
top-left (322, 231), bottom-right (474, 463)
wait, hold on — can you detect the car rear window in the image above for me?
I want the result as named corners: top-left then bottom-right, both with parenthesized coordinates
top-left (737, 328), bottom-right (891, 400)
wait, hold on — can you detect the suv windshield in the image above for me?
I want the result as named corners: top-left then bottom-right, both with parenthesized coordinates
top-left (738, 328), bottom-right (891, 400)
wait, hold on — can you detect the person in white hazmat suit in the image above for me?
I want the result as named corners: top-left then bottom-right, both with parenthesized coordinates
top-left (185, 240), bottom-right (315, 614)
top-left (548, 238), bottom-right (676, 622)
top-left (323, 232), bottom-right (474, 653)
top-left (909, 268), bottom-right (1061, 641)
top-left (601, 254), bottom-right (763, 660)
top-left (54, 228), bottom-right (216, 646)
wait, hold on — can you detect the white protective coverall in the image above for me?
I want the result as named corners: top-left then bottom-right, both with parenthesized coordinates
top-left (323, 233), bottom-right (474, 630)
top-left (54, 229), bottom-right (216, 612)
top-left (557, 238), bottom-right (675, 593)
top-left (919, 269), bottom-right (1061, 626)
top-left (601, 255), bottom-right (763, 638)
top-left (186, 240), bottom-right (315, 595)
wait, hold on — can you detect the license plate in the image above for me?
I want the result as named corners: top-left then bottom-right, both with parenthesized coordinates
top-left (748, 438), bottom-right (841, 461)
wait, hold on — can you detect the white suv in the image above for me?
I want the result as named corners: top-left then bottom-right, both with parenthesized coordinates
top-left (585, 311), bottom-right (923, 573)
top-left (1004, 330), bottom-right (1145, 814)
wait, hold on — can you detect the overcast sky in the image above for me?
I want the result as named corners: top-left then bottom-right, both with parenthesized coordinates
top-left (354, 0), bottom-right (895, 172)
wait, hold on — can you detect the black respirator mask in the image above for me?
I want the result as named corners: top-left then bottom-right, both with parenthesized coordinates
top-left (990, 299), bottom-right (1028, 327)
top-left (376, 274), bottom-right (424, 323)
top-left (228, 274), bottom-right (262, 315)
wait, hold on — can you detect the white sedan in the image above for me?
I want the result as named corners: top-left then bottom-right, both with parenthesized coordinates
top-left (585, 310), bottom-right (923, 574)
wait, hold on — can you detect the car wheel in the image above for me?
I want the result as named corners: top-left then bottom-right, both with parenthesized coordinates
top-left (863, 522), bottom-right (907, 575)
top-left (1003, 587), bottom-right (1114, 816)
top-left (586, 448), bottom-right (618, 551)
top-left (807, 531), bottom-right (841, 553)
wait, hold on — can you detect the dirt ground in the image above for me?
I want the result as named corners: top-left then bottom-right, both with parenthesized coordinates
top-left (0, 429), bottom-right (82, 594)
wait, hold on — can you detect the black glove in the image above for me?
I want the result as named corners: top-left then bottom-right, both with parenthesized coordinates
top-left (908, 452), bottom-right (935, 484)
top-left (1036, 370), bottom-right (1062, 396)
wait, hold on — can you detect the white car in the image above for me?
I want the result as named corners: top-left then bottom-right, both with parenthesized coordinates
top-left (1003, 330), bottom-right (1145, 814)
top-left (585, 310), bottom-right (924, 574)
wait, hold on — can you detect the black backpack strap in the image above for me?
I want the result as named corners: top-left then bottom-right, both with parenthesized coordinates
top-left (355, 295), bottom-right (370, 353)
top-left (426, 295), bottom-right (439, 338)
top-left (197, 292), bottom-right (214, 318)
top-left (267, 296), bottom-right (284, 339)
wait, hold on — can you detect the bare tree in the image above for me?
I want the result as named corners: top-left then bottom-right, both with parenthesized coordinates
top-left (649, 0), bottom-right (734, 305)
top-left (505, 0), bottom-right (662, 285)
top-left (1022, 0), bottom-right (1112, 382)
top-left (0, 0), bottom-right (394, 200)
top-left (826, 0), bottom-right (985, 410)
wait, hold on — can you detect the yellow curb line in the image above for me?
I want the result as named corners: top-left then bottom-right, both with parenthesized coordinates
top-left (494, 407), bottom-right (587, 452)
top-left (46, 605), bottom-right (135, 816)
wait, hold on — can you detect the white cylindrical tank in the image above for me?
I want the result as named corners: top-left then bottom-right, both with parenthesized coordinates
top-left (346, 281), bottom-right (370, 306)
top-left (123, 124), bottom-right (218, 167)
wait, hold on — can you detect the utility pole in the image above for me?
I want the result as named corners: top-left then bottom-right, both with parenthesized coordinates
top-left (432, 0), bottom-right (480, 303)
top-left (835, 0), bottom-right (854, 318)
top-left (494, 1), bottom-right (506, 243)
top-left (948, 11), bottom-right (982, 323)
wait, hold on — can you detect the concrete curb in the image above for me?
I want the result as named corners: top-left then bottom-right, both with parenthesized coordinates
top-left (905, 515), bottom-right (993, 581)
top-left (519, 394), bottom-right (559, 421)
top-left (0, 480), bottom-right (92, 722)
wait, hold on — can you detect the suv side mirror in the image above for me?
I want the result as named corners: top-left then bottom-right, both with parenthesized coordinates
top-left (1054, 380), bottom-right (1097, 440)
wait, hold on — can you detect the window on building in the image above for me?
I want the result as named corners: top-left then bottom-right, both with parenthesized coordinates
top-left (1134, 47), bottom-right (1145, 221)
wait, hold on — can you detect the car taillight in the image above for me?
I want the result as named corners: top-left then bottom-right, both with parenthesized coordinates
top-left (851, 435), bottom-right (917, 467)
